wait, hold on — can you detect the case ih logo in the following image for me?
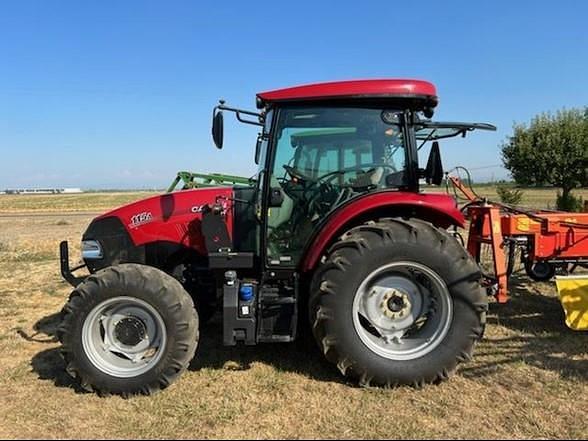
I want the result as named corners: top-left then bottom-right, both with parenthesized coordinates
top-left (129, 211), bottom-right (153, 228)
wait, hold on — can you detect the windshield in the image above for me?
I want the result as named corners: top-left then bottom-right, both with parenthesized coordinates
top-left (265, 106), bottom-right (408, 266)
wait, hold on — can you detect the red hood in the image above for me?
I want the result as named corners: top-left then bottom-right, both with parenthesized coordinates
top-left (97, 187), bottom-right (234, 251)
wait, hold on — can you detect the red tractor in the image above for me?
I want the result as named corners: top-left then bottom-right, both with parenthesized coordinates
top-left (58, 79), bottom-right (496, 395)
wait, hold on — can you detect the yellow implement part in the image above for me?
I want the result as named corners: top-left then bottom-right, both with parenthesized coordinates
top-left (555, 275), bottom-right (588, 331)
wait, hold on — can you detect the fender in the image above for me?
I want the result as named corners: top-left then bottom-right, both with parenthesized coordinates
top-left (300, 191), bottom-right (464, 272)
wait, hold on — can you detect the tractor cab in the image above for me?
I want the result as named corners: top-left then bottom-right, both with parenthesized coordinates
top-left (212, 80), bottom-right (495, 267)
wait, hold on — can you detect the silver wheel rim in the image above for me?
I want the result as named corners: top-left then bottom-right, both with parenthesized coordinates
top-left (82, 296), bottom-right (167, 378)
top-left (352, 261), bottom-right (453, 360)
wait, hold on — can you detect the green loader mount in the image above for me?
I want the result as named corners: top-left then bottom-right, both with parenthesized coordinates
top-left (167, 171), bottom-right (251, 192)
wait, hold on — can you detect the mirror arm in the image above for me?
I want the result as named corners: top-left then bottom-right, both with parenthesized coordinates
top-left (236, 111), bottom-right (264, 126)
top-left (216, 101), bottom-right (264, 127)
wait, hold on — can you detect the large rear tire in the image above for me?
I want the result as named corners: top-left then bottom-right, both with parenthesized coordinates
top-left (57, 264), bottom-right (198, 396)
top-left (309, 218), bottom-right (487, 387)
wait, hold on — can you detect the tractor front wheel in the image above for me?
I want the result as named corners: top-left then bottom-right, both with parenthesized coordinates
top-left (58, 264), bottom-right (198, 396)
top-left (309, 218), bottom-right (487, 387)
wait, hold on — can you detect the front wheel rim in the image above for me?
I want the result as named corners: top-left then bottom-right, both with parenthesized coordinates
top-left (352, 261), bottom-right (453, 361)
top-left (82, 296), bottom-right (167, 378)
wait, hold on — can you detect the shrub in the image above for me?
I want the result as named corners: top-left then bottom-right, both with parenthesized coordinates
top-left (496, 184), bottom-right (524, 205)
top-left (556, 191), bottom-right (584, 212)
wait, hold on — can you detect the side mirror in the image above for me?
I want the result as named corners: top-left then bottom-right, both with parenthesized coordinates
top-left (212, 110), bottom-right (224, 149)
top-left (425, 141), bottom-right (443, 185)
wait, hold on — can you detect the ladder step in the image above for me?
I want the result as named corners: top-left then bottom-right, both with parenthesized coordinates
top-left (260, 296), bottom-right (296, 305)
top-left (257, 335), bottom-right (295, 343)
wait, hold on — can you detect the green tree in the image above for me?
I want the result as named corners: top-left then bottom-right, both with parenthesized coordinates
top-left (501, 108), bottom-right (588, 210)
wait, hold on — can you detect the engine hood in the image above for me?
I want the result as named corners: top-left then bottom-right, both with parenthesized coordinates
top-left (86, 187), bottom-right (235, 252)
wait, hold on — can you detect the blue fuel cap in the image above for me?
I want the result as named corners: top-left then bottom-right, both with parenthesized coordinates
top-left (239, 284), bottom-right (254, 301)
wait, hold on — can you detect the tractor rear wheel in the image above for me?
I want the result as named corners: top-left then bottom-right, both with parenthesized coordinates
top-left (58, 264), bottom-right (198, 396)
top-left (309, 218), bottom-right (487, 387)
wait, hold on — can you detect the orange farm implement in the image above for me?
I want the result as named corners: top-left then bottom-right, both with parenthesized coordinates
top-left (448, 174), bottom-right (588, 316)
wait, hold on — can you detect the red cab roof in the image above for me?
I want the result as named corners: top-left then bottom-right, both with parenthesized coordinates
top-left (257, 79), bottom-right (437, 107)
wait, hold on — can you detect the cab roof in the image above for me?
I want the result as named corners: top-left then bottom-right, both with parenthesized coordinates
top-left (256, 79), bottom-right (438, 108)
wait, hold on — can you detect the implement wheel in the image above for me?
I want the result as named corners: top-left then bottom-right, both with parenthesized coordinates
top-left (309, 218), bottom-right (487, 387)
top-left (525, 260), bottom-right (556, 282)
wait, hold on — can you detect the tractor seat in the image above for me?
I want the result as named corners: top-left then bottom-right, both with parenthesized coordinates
top-left (351, 167), bottom-right (386, 189)
top-left (369, 167), bottom-right (385, 186)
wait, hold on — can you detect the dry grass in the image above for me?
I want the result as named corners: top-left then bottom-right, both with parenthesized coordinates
top-left (0, 191), bottom-right (587, 439)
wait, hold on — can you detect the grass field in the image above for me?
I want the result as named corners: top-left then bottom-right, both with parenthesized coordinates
top-left (0, 189), bottom-right (587, 439)
top-left (0, 192), bottom-right (157, 213)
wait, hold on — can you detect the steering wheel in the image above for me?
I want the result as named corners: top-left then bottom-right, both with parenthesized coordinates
top-left (282, 164), bottom-right (315, 183)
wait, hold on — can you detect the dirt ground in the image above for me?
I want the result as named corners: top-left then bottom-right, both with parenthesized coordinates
top-left (0, 191), bottom-right (587, 439)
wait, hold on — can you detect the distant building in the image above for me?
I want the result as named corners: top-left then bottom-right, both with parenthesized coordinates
top-left (3, 188), bottom-right (83, 195)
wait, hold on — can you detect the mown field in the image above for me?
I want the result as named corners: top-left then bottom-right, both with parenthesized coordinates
top-left (0, 191), bottom-right (157, 213)
top-left (0, 189), bottom-right (587, 439)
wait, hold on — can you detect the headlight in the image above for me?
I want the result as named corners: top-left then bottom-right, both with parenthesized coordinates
top-left (81, 240), bottom-right (103, 259)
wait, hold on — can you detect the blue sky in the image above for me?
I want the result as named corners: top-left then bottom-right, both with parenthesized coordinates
top-left (1, 1), bottom-right (587, 189)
